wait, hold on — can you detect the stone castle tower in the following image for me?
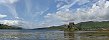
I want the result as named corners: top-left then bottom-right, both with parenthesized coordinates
top-left (68, 22), bottom-right (75, 28)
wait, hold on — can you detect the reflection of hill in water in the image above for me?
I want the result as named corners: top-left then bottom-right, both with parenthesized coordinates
top-left (0, 30), bottom-right (109, 40)
top-left (74, 31), bottom-right (109, 40)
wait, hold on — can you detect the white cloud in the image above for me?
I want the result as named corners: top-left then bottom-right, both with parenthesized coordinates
top-left (57, 0), bottom-right (90, 10)
top-left (0, 0), bottom-right (19, 19)
top-left (105, 1), bottom-right (109, 8)
top-left (0, 14), bottom-right (7, 18)
top-left (72, 0), bottom-right (109, 22)
top-left (57, 0), bottom-right (79, 10)
top-left (44, 13), bottom-right (53, 18)
top-left (77, 0), bottom-right (89, 5)
top-left (55, 11), bottom-right (74, 21)
top-left (56, 2), bottom-right (65, 8)
top-left (0, 0), bottom-right (18, 4)
top-left (0, 20), bottom-right (19, 26)
top-left (6, 5), bottom-right (19, 19)
top-left (45, 0), bottom-right (109, 24)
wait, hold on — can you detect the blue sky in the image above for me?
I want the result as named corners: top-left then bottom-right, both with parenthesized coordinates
top-left (0, 0), bottom-right (109, 29)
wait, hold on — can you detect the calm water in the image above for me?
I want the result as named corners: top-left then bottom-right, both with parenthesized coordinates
top-left (0, 30), bottom-right (65, 40)
top-left (0, 30), bottom-right (109, 40)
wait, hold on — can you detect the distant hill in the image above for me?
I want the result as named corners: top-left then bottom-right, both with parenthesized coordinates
top-left (33, 22), bottom-right (78, 31)
top-left (76, 21), bottom-right (109, 31)
top-left (0, 24), bottom-right (22, 29)
top-left (34, 21), bottom-right (109, 31)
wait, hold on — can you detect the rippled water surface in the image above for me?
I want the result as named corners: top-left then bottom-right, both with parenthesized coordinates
top-left (0, 30), bottom-right (109, 40)
top-left (0, 30), bottom-right (65, 40)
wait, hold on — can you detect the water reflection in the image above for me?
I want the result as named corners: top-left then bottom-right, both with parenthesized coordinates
top-left (0, 30), bottom-right (65, 40)
top-left (0, 30), bottom-right (109, 40)
top-left (74, 31), bottom-right (109, 40)
top-left (64, 31), bottom-right (74, 40)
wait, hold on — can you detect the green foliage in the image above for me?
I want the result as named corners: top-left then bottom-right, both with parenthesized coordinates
top-left (76, 21), bottom-right (109, 30)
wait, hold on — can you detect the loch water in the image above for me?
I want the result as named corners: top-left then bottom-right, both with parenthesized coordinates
top-left (0, 30), bottom-right (109, 40)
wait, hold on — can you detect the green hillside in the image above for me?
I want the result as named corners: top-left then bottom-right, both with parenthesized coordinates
top-left (45, 23), bottom-right (78, 31)
top-left (44, 21), bottom-right (109, 31)
top-left (76, 21), bottom-right (109, 30)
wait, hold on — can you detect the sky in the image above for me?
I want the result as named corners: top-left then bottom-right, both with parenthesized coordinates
top-left (0, 0), bottom-right (109, 29)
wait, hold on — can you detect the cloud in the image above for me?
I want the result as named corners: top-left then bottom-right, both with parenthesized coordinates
top-left (45, 0), bottom-right (109, 24)
top-left (54, 11), bottom-right (74, 21)
top-left (74, 0), bottom-right (109, 22)
top-left (6, 5), bottom-right (19, 19)
top-left (77, 0), bottom-right (109, 21)
top-left (57, 0), bottom-right (90, 10)
top-left (77, 0), bottom-right (89, 5)
top-left (57, 0), bottom-right (79, 10)
top-left (0, 0), bottom-right (18, 4)
top-left (0, 20), bottom-right (19, 26)
top-left (0, 0), bottom-right (19, 19)
top-left (0, 14), bottom-right (7, 18)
